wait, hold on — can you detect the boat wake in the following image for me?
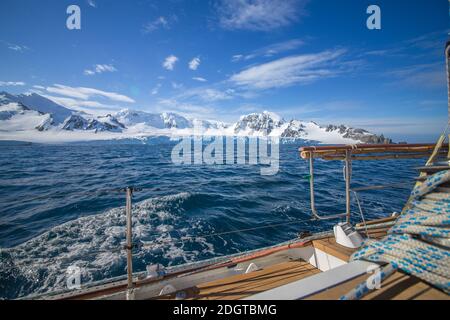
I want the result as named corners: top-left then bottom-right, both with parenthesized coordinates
top-left (0, 192), bottom-right (218, 299)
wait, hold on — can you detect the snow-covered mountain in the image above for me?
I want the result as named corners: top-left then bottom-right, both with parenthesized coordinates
top-left (0, 92), bottom-right (73, 124)
top-left (231, 111), bottom-right (391, 144)
top-left (114, 109), bottom-right (191, 129)
top-left (0, 101), bottom-right (53, 132)
top-left (325, 124), bottom-right (391, 144)
top-left (0, 92), bottom-right (391, 144)
top-left (233, 111), bottom-right (284, 135)
top-left (61, 114), bottom-right (125, 132)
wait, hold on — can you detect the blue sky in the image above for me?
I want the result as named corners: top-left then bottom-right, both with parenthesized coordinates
top-left (0, 0), bottom-right (448, 141)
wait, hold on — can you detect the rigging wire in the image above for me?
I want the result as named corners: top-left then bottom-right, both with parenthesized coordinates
top-left (139, 216), bottom-right (319, 250)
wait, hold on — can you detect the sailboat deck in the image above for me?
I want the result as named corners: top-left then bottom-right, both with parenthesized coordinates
top-left (157, 259), bottom-right (320, 300)
top-left (157, 222), bottom-right (448, 300)
top-left (157, 225), bottom-right (388, 300)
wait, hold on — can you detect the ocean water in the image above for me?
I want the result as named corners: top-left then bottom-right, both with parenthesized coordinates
top-left (0, 138), bottom-right (423, 299)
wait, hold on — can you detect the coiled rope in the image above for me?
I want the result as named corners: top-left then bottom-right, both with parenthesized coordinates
top-left (341, 169), bottom-right (450, 299)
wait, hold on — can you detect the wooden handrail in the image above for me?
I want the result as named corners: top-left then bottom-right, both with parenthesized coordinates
top-left (299, 143), bottom-right (448, 160)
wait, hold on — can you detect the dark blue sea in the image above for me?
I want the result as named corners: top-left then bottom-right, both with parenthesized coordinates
top-left (0, 138), bottom-right (423, 299)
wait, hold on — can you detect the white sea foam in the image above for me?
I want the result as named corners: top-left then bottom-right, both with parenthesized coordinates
top-left (0, 192), bottom-right (216, 299)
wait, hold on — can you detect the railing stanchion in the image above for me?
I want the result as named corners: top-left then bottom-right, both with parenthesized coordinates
top-left (345, 150), bottom-right (352, 223)
top-left (125, 186), bottom-right (134, 300)
top-left (309, 153), bottom-right (315, 218)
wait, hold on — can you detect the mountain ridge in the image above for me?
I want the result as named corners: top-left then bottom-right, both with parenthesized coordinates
top-left (0, 92), bottom-right (392, 144)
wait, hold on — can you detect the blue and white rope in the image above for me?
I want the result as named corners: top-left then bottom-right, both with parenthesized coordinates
top-left (341, 169), bottom-right (450, 299)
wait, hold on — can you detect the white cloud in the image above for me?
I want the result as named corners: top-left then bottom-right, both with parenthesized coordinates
top-left (362, 30), bottom-right (448, 59)
top-left (201, 89), bottom-right (234, 101)
top-left (33, 84), bottom-right (135, 115)
top-left (143, 16), bottom-right (170, 33)
top-left (180, 87), bottom-right (235, 102)
top-left (230, 49), bottom-right (346, 89)
top-left (42, 94), bottom-right (124, 116)
top-left (84, 64), bottom-right (117, 76)
top-left (189, 57), bottom-right (201, 70)
top-left (43, 96), bottom-right (107, 109)
top-left (232, 39), bottom-right (304, 62)
top-left (405, 30), bottom-right (448, 51)
top-left (1, 41), bottom-right (29, 52)
top-left (95, 64), bottom-right (116, 73)
top-left (171, 82), bottom-right (183, 89)
top-left (0, 81), bottom-right (26, 86)
top-left (163, 55), bottom-right (179, 71)
top-left (44, 84), bottom-right (135, 103)
top-left (262, 39), bottom-right (305, 56)
top-left (215, 0), bottom-right (308, 31)
top-left (192, 77), bottom-right (207, 82)
top-left (8, 45), bottom-right (28, 51)
top-left (151, 83), bottom-right (162, 95)
top-left (232, 54), bottom-right (244, 62)
top-left (156, 98), bottom-right (217, 119)
top-left (87, 0), bottom-right (96, 8)
top-left (386, 63), bottom-right (445, 88)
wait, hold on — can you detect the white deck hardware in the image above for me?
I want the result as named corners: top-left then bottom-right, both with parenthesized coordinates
top-left (126, 288), bottom-right (135, 300)
top-left (245, 263), bottom-right (259, 274)
top-left (159, 284), bottom-right (176, 296)
top-left (334, 222), bottom-right (364, 249)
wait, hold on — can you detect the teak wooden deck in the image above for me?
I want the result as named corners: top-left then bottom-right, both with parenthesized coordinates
top-left (157, 260), bottom-right (320, 300)
top-left (306, 270), bottom-right (449, 300)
